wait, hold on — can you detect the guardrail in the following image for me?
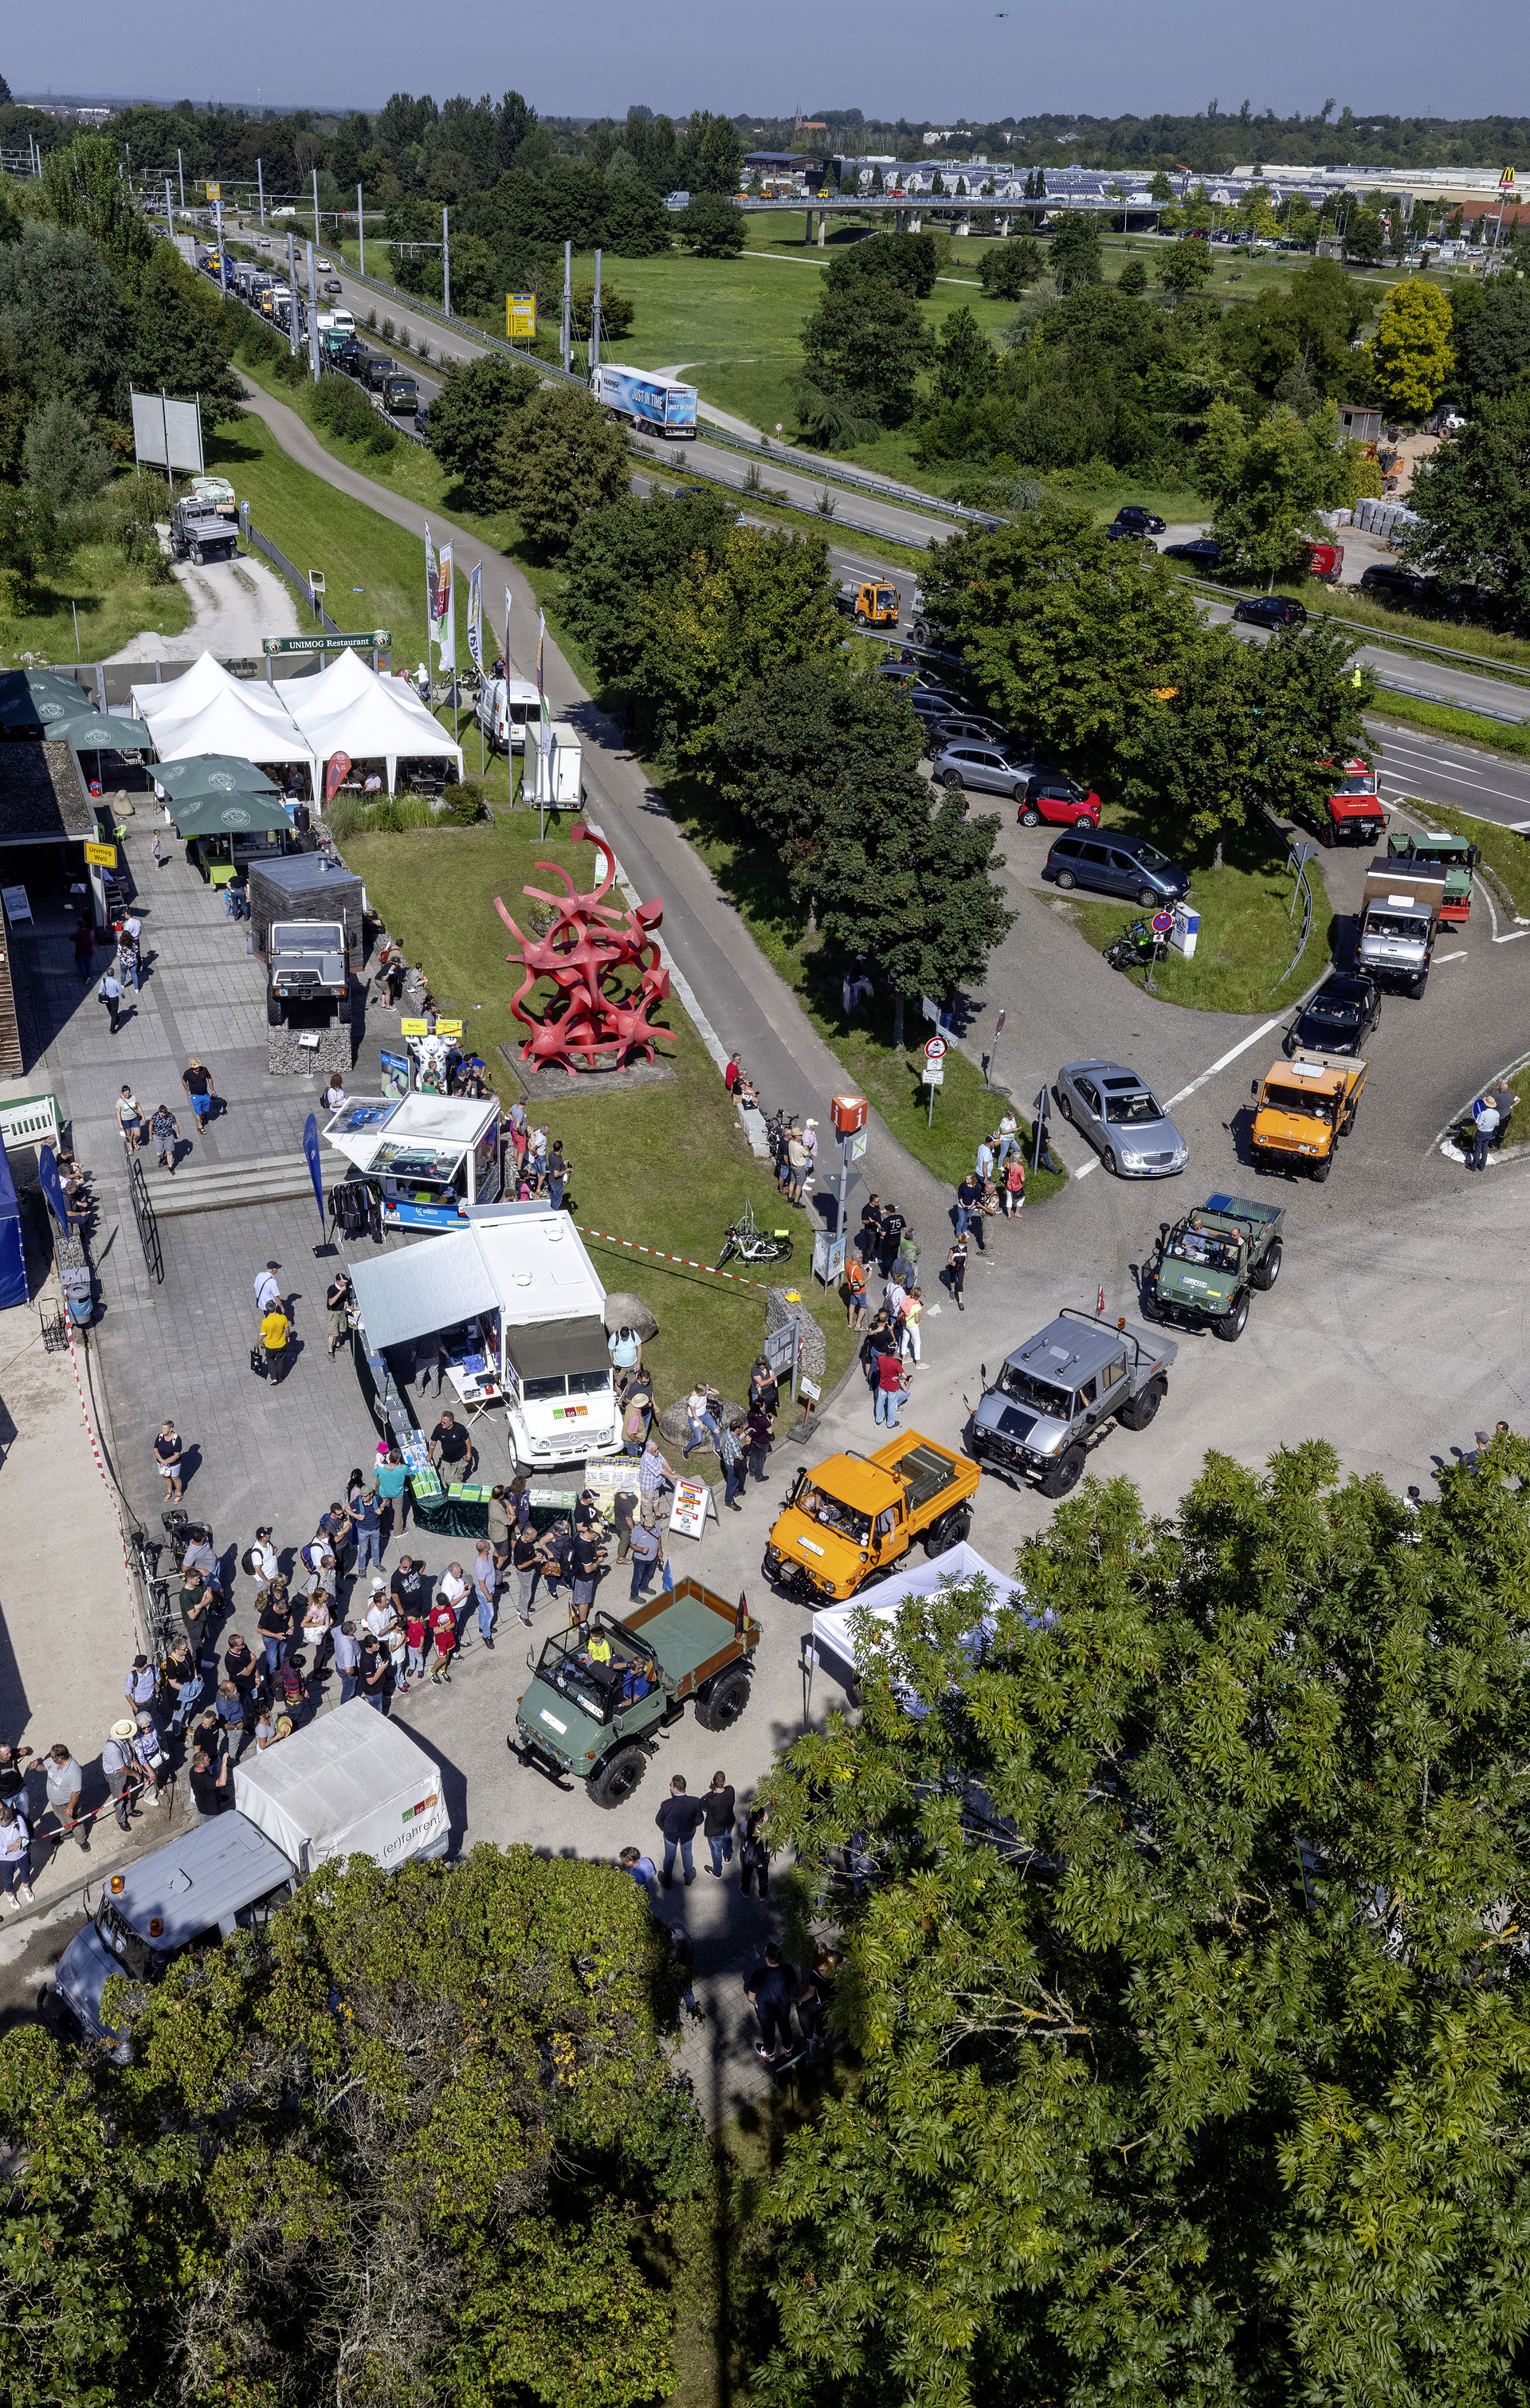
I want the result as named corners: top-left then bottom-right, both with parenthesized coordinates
top-left (243, 523), bottom-right (344, 636)
top-left (1180, 571), bottom-right (1530, 690)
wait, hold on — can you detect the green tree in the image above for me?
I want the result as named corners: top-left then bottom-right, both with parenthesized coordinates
top-left (1048, 210), bottom-right (1103, 291)
top-left (1199, 398), bottom-right (1369, 584)
top-left (1158, 235), bottom-right (1214, 298)
top-left (426, 352), bottom-right (541, 508)
top-left (1343, 203), bottom-right (1385, 263)
top-left (563, 486), bottom-right (739, 718)
top-left (493, 383), bottom-right (634, 555)
top-left (628, 521), bottom-right (842, 769)
top-left (676, 193), bottom-right (746, 257)
top-left (1368, 278), bottom-right (1454, 418)
top-left (755, 1435), bottom-right (1530, 2408)
top-left (719, 655), bottom-right (928, 900)
top-left (22, 392), bottom-right (112, 509)
top-left (571, 282), bottom-right (635, 343)
top-left (1454, 277), bottom-right (1530, 401)
top-left (799, 277), bottom-right (933, 430)
top-left (978, 238), bottom-right (1044, 299)
top-left (932, 304), bottom-right (994, 403)
top-left (1150, 169), bottom-right (1174, 204)
top-left (444, 227), bottom-right (497, 314)
top-left (913, 509), bottom-right (1207, 799)
top-left (814, 780), bottom-right (1014, 1043)
top-left (0, 219), bottom-right (127, 421)
top-left (0, 485), bottom-right (67, 612)
top-left (128, 242), bottom-right (244, 418)
top-left (1403, 385), bottom-right (1530, 623)
top-left (0, 1848), bottom-right (702, 2408)
top-left (823, 230), bottom-right (939, 299)
top-left (37, 132), bottom-right (155, 290)
top-left (678, 109), bottom-right (744, 196)
top-left (1116, 255), bottom-right (1148, 296)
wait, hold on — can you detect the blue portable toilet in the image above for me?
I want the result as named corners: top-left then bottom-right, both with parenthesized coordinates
top-left (0, 1146), bottom-right (26, 1310)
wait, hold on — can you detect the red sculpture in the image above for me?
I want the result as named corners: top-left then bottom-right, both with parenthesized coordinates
top-left (495, 821), bottom-right (671, 1072)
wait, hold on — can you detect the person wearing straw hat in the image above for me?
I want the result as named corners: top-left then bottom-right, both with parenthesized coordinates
top-left (102, 1720), bottom-right (143, 1832)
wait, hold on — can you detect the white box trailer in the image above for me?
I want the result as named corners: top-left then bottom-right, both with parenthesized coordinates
top-left (233, 1701), bottom-right (450, 1876)
top-left (527, 721), bottom-right (583, 808)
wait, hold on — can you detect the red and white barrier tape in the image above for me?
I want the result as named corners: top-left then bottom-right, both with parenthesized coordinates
top-left (65, 1324), bottom-right (142, 1649)
top-left (575, 1224), bottom-right (777, 1291)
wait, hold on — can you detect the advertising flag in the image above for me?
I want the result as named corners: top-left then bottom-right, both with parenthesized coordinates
top-left (536, 610), bottom-right (551, 756)
top-left (504, 583), bottom-right (512, 666)
top-left (325, 752), bottom-right (351, 803)
top-left (424, 520), bottom-right (439, 647)
top-left (301, 1112), bottom-right (326, 1236)
top-left (436, 543), bottom-right (456, 672)
top-left (466, 561), bottom-right (483, 674)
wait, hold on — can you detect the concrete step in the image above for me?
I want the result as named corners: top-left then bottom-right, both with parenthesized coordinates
top-left (108, 1151), bottom-right (353, 1219)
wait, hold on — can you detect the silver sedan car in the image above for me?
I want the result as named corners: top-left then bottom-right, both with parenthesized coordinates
top-left (1056, 1060), bottom-right (1189, 1179)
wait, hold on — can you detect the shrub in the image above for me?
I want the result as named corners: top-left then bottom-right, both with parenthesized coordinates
top-left (439, 780), bottom-right (485, 824)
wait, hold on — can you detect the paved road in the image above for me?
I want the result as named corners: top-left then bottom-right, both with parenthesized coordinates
top-left (1202, 591), bottom-right (1530, 725)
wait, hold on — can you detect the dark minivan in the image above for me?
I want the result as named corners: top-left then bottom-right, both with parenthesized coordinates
top-left (1042, 831), bottom-right (1190, 908)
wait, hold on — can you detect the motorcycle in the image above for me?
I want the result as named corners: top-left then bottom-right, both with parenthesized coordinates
top-left (716, 1196), bottom-right (794, 1272)
top-left (1104, 920), bottom-right (1159, 974)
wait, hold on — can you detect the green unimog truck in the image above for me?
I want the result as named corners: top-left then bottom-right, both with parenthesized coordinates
top-left (1387, 828), bottom-right (1477, 925)
top-left (509, 1578), bottom-right (760, 1808)
top-left (1145, 1192), bottom-right (1285, 1341)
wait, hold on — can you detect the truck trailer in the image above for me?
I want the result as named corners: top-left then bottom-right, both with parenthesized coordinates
top-left (591, 363), bottom-right (698, 440)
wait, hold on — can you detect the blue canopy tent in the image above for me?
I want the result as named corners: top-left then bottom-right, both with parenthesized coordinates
top-left (0, 1145), bottom-right (26, 1310)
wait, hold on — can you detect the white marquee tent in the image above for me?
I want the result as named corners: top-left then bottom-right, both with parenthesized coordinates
top-left (129, 648), bottom-right (462, 795)
top-left (284, 650), bottom-right (463, 793)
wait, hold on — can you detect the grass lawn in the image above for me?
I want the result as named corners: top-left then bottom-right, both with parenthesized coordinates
top-left (1, 528), bottom-right (193, 666)
top-left (339, 807), bottom-right (856, 1424)
top-left (1066, 828), bottom-right (1326, 1015)
top-left (1368, 689), bottom-right (1530, 763)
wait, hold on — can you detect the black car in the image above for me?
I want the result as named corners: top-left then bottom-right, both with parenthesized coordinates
top-left (1111, 505), bottom-right (1166, 536)
top-left (873, 662), bottom-right (963, 708)
top-left (1232, 595), bottom-right (1308, 630)
top-left (1282, 972), bottom-right (1382, 1059)
top-left (1162, 537), bottom-right (1224, 568)
top-left (1041, 830), bottom-right (1191, 908)
top-left (1359, 565), bottom-right (1431, 609)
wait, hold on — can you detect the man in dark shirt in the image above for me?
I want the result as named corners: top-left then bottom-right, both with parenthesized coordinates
top-left (954, 1173), bottom-right (985, 1252)
top-left (653, 1774), bottom-right (707, 1888)
top-left (390, 1558), bottom-right (426, 1621)
top-left (574, 1488), bottom-right (602, 1535)
top-left (510, 1528), bottom-right (542, 1626)
top-left (430, 1412), bottom-right (472, 1478)
top-left (358, 1634), bottom-right (389, 1712)
top-left (703, 1772), bottom-right (736, 1876)
top-left (858, 1196), bottom-right (885, 1266)
top-left (188, 1747), bottom-right (228, 1818)
top-left (257, 1593), bottom-right (292, 1676)
top-left (745, 1943), bottom-right (799, 2064)
top-left (570, 1530), bottom-right (606, 1620)
top-left (541, 1522), bottom-right (571, 1605)
top-left (744, 1403), bottom-right (773, 1487)
top-left (611, 1489), bottom-right (638, 1564)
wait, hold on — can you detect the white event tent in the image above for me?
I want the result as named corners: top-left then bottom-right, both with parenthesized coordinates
top-left (129, 648), bottom-right (462, 795)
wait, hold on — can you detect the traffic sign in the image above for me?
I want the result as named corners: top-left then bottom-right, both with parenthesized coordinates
top-left (921, 1066), bottom-right (945, 1087)
top-left (84, 842), bottom-right (117, 869)
top-left (924, 1034), bottom-right (948, 1061)
top-left (1151, 910), bottom-right (1174, 936)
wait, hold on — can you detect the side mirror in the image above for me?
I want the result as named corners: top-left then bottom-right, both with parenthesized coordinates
top-left (525, 1648), bottom-right (535, 1671)
top-left (1250, 1079), bottom-right (1259, 1101)
top-left (1158, 1223), bottom-right (1169, 1239)
top-left (979, 1363), bottom-right (988, 1385)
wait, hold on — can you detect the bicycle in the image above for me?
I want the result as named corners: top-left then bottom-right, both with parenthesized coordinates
top-left (716, 1196), bottom-right (794, 1273)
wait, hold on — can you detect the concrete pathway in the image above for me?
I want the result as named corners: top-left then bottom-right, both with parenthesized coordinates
top-left (108, 553), bottom-right (298, 665)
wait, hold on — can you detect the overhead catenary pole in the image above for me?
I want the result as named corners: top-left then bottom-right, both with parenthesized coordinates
top-left (306, 239), bottom-right (321, 381)
top-left (312, 165), bottom-right (321, 250)
top-left (590, 246), bottom-right (602, 374)
top-left (285, 228), bottom-right (300, 358)
top-left (177, 147), bottom-right (184, 210)
top-left (164, 175), bottom-right (174, 242)
top-left (562, 239), bottom-right (571, 373)
top-left (257, 156), bottom-right (265, 227)
top-left (441, 205), bottom-right (450, 317)
top-left (358, 183), bottom-right (364, 274)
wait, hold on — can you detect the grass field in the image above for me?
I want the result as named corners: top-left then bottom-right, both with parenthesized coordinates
top-left (1369, 689), bottom-right (1530, 762)
top-left (0, 528), bottom-right (193, 666)
top-left (1068, 831), bottom-right (1327, 1015)
top-left (340, 806), bottom-right (856, 1423)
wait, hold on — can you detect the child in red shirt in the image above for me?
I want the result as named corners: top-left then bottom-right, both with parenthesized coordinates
top-left (406, 1610), bottom-right (427, 1684)
top-left (427, 1595), bottom-right (457, 1684)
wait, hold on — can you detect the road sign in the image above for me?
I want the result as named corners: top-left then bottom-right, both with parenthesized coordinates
top-left (994, 1009), bottom-right (1006, 1037)
top-left (399, 1017), bottom-right (429, 1037)
top-left (206, 181), bottom-right (221, 201)
top-left (434, 1019), bottom-right (464, 1038)
top-left (1151, 910), bottom-right (1174, 936)
top-left (921, 1066), bottom-right (945, 1087)
top-left (924, 1034), bottom-right (948, 1062)
top-left (506, 293), bottom-right (536, 340)
top-left (850, 1129), bottom-right (868, 1162)
top-left (84, 842), bottom-right (117, 868)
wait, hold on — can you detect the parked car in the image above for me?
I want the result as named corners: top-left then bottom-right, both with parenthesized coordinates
top-left (1110, 505), bottom-right (1166, 536)
top-left (932, 741), bottom-right (1038, 803)
top-left (1021, 772), bottom-right (1101, 829)
top-left (1359, 565), bottom-right (1431, 609)
top-left (1232, 595), bottom-right (1308, 630)
top-left (873, 660), bottom-right (961, 704)
top-left (1281, 972), bottom-right (1382, 1059)
top-left (924, 712), bottom-right (1014, 752)
top-left (1055, 1061), bottom-right (1190, 1180)
top-left (1161, 536), bottom-right (1224, 567)
top-left (1041, 830), bottom-right (1190, 908)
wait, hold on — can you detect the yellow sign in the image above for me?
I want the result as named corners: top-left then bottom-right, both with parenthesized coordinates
top-left (506, 293), bottom-right (536, 340)
top-left (399, 1017), bottom-right (429, 1036)
top-left (1501, 167), bottom-right (1516, 189)
top-left (84, 841), bottom-right (118, 868)
top-left (434, 1018), bottom-right (464, 1037)
top-left (206, 181), bottom-right (221, 202)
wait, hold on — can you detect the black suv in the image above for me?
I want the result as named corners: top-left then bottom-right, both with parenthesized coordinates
top-left (1282, 972), bottom-right (1381, 1059)
top-left (1109, 505), bottom-right (1166, 537)
top-left (1359, 565), bottom-right (1431, 609)
top-left (1162, 536), bottom-right (1223, 568)
top-left (1232, 595), bottom-right (1307, 630)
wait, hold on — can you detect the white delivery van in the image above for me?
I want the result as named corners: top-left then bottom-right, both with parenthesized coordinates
top-left (329, 308), bottom-right (355, 335)
top-left (527, 721), bottom-right (583, 808)
top-left (475, 676), bottom-right (541, 753)
top-left (49, 1707), bottom-right (449, 2047)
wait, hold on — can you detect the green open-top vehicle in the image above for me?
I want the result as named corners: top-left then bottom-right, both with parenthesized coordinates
top-left (510, 1577), bottom-right (759, 1808)
top-left (1145, 1192), bottom-right (1286, 1341)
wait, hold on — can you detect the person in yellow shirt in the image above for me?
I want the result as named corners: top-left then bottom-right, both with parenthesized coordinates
top-left (260, 1302), bottom-right (292, 1384)
top-left (585, 1632), bottom-right (612, 1666)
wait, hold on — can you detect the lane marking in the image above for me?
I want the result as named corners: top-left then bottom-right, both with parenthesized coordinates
top-left (1493, 929), bottom-right (1530, 944)
top-left (1165, 1015), bottom-right (1287, 1108)
top-left (1073, 1158), bottom-right (1098, 1179)
top-left (1512, 820), bottom-right (1530, 833)
top-left (1434, 949), bottom-right (1468, 962)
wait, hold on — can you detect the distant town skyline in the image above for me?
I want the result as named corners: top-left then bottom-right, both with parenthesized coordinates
top-left (5, 0), bottom-right (1524, 132)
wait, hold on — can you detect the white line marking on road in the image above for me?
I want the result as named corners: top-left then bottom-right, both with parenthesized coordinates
top-left (1493, 929), bottom-right (1530, 943)
top-left (1434, 950), bottom-right (1468, 962)
top-left (1073, 1158), bottom-right (1098, 1179)
top-left (1512, 820), bottom-right (1530, 833)
top-left (1165, 1015), bottom-right (1286, 1108)
top-left (1484, 883), bottom-right (1501, 938)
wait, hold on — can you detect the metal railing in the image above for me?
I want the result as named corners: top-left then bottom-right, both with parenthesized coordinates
top-left (1179, 571), bottom-right (1530, 692)
top-left (128, 1155), bottom-right (163, 1286)
top-left (243, 523), bottom-right (343, 636)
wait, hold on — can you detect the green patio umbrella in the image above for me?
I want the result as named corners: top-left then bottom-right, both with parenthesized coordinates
top-left (0, 669), bottom-right (92, 733)
top-left (151, 753), bottom-right (280, 798)
top-left (167, 792), bottom-right (293, 839)
top-left (54, 711), bottom-right (152, 752)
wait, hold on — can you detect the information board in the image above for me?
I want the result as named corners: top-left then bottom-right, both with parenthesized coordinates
top-left (507, 293), bottom-right (537, 340)
top-left (84, 842), bottom-right (117, 868)
top-left (669, 1477), bottom-right (713, 1542)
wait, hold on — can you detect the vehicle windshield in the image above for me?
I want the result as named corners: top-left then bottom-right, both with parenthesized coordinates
top-left (876, 589), bottom-right (896, 608)
top-left (1304, 992), bottom-right (1362, 1026)
top-left (568, 1369), bottom-right (610, 1397)
top-left (523, 1373), bottom-right (567, 1401)
top-left (272, 924), bottom-right (344, 953)
top-left (1167, 1222), bottom-right (1242, 1271)
top-left (997, 1363), bottom-right (1073, 1417)
top-left (536, 1628), bottom-right (658, 1725)
top-left (1265, 1082), bottom-right (1335, 1123)
top-left (1367, 911), bottom-right (1429, 941)
top-left (1104, 1091), bottom-right (1162, 1126)
top-left (789, 1475), bottom-right (871, 1547)
top-left (1129, 839), bottom-right (1172, 870)
top-left (1336, 773), bottom-right (1377, 795)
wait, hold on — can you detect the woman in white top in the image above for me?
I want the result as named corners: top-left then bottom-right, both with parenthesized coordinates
top-left (902, 1288), bottom-right (924, 1365)
top-left (301, 1589), bottom-right (333, 1679)
top-left (0, 1801), bottom-right (33, 1908)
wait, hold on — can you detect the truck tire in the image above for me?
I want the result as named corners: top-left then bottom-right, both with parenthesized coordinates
top-left (1119, 1377), bottom-right (1165, 1431)
top-left (1214, 1290), bottom-right (1250, 1342)
top-left (695, 1667), bottom-right (751, 1732)
top-left (1250, 1237), bottom-right (1282, 1290)
top-left (266, 989), bottom-right (283, 1027)
top-left (190, 545), bottom-right (204, 566)
top-left (912, 620), bottom-right (929, 643)
top-left (1312, 1153), bottom-right (1332, 1183)
top-left (924, 1506), bottom-right (972, 1557)
top-left (1042, 1444), bottom-right (1086, 1499)
top-left (586, 1744), bottom-right (649, 1809)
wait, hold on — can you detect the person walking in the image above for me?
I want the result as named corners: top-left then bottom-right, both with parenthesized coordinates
top-left (471, 1539), bottom-right (498, 1652)
top-left (845, 1253), bottom-right (868, 1330)
top-left (180, 1059), bottom-right (217, 1128)
top-left (955, 1170), bottom-right (987, 1251)
top-left (745, 1943), bottom-right (798, 2065)
top-left (260, 1298), bottom-right (292, 1382)
top-left (947, 1231), bottom-right (969, 1314)
top-left (325, 1269), bottom-right (353, 1357)
top-left (154, 1422), bottom-right (184, 1502)
top-left (719, 1417), bottom-right (746, 1512)
top-left (131, 1711), bottom-right (171, 1808)
top-left (429, 1409), bottom-right (473, 1485)
top-left (376, 1446), bottom-right (409, 1537)
top-left (72, 918), bottom-right (95, 983)
top-left (426, 1590), bottom-right (457, 1683)
top-left (510, 1525), bottom-right (543, 1625)
top-left (39, 1745), bottom-right (87, 1855)
top-left (332, 1620), bottom-right (361, 1703)
top-left (487, 1484), bottom-right (513, 1575)
top-left (0, 1802), bottom-right (33, 1910)
top-left (654, 1774), bottom-right (706, 1888)
top-left (149, 1103), bottom-right (181, 1173)
top-left (874, 1343), bottom-right (907, 1428)
top-left (744, 1398), bottom-right (773, 1489)
top-left (612, 1487), bottom-right (638, 1565)
top-left (902, 1287), bottom-right (924, 1366)
top-left (637, 1438), bottom-right (672, 1527)
top-left (96, 967), bottom-right (124, 1033)
top-left (547, 1141), bottom-right (569, 1210)
top-left (351, 1485), bottom-right (383, 1578)
top-left (627, 1518), bottom-right (661, 1601)
top-left (738, 1805), bottom-right (771, 1898)
top-left (877, 1203), bottom-right (907, 1277)
top-left (785, 1126), bottom-right (810, 1207)
top-left (116, 1086), bottom-right (144, 1153)
top-left (124, 1654), bottom-right (158, 1715)
top-left (1003, 1154), bottom-right (1026, 1217)
top-left (151, 829), bottom-right (164, 871)
top-left (253, 1262), bottom-right (283, 1318)
top-left (703, 1770), bottom-right (736, 1877)
top-left (102, 1720), bottom-right (143, 1834)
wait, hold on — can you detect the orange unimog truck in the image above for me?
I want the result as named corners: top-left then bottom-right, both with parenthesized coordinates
top-left (763, 1429), bottom-right (977, 1603)
top-left (1250, 1050), bottom-right (1367, 1182)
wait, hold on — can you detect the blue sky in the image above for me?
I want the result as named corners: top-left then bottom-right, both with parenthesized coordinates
top-left (9, 0), bottom-right (1522, 127)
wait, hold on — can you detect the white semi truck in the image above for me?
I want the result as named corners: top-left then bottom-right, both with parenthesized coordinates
top-left (591, 363), bottom-right (698, 440)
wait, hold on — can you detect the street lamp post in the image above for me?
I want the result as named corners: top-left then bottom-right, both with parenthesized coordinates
top-left (441, 206), bottom-right (450, 317)
top-left (358, 183), bottom-right (364, 275)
